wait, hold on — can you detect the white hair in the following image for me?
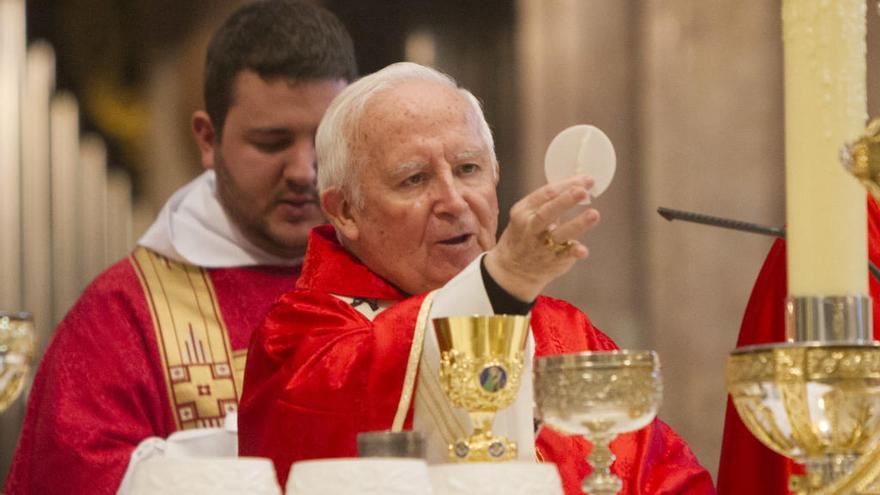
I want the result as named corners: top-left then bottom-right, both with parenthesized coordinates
top-left (315, 62), bottom-right (496, 207)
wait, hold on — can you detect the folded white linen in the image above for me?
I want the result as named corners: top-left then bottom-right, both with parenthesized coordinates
top-left (116, 413), bottom-right (239, 494)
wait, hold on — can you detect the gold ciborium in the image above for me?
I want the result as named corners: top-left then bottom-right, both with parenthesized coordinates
top-left (0, 311), bottom-right (36, 412)
top-left (727, 341), bottom-right (880, 494)
top-left (432, 314), bottom-right (530, 462)
top-left (534, 350), bottom-right (661, 495)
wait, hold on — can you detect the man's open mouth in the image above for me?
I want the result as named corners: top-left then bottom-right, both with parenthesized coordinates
top-left (439, 234), bottom-right (472, 245)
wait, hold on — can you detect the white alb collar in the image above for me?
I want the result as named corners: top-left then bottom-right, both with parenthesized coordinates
top-left (138, 170), bottom-right (301, 268)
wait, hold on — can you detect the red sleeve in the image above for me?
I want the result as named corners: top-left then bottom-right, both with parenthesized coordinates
top-left (238, 291), bottom-right (427, 486)
top-left (531, 296), bottom-right (619, 354)
top-left (238, 290), bottom-right (375, 485)
top-left (4, 261), bottom-right (172, 495)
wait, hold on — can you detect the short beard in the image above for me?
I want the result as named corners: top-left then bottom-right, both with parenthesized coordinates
top-left (213, 152), bottom-right (312, 259)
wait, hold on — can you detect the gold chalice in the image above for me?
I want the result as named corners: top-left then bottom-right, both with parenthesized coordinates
top-left (0, 311), bottom-right (35, 412)
top-left (432, 315), bottom-right (530, 462)
top-left (534, 350), bottom-right (661, 495)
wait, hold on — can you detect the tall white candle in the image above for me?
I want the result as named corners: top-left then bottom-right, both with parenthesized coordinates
top-left (50, 92), bottom-right (80, 324)
top-left (783, 0), bottom-right (868, 296)
top-left (22, 42), bottom-right (55, 343)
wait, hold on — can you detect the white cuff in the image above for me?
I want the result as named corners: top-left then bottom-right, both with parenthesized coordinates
top-left (430, 253), bottom-right (493, 319)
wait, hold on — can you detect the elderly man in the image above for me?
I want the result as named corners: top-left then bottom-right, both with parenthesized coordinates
top-left (239, 62), bottom-right (714, 494)
top-left (5, 2), bottom-right (355, 494)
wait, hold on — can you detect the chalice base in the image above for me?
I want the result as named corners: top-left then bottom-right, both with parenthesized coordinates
top-left (583, 473), bottom-right (622, 495)
top-left (788, 455), bottom-right (860, 495)
top-left (449, 433), bottom-right (517, 462)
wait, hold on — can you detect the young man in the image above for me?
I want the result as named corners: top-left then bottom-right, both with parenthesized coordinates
top-left (239, 62), bottom-right (715, 494)
top-left (4, 2), bottom-right (356, 493)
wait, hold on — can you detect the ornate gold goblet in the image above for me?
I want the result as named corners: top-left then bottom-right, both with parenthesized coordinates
top-left (432, 314), bottom-right (530, 462)
top-left (727, 342), bottom-right (880, 494)
top-left (0, 311), bottom-right (35, 412)
top-left (534, 350), bottom-right (661, 495)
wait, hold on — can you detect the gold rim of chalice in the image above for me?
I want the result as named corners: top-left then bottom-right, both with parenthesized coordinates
top-left (535, 349), bottom-right (658, 371)
top-left (434, 315), bottom-right (530, 354)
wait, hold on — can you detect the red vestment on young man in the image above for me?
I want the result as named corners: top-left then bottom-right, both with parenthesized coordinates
top-left (239, 225), bottom-right (715, 494)
top-left (4, 250), bottom-right (298, 495)
top-left (716, 198), bottom-right (880, 495)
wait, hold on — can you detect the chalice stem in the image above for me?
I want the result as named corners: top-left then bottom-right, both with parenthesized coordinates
top-left (583, 434), bottom-right (622, 495)
top-left (470, 412), bottom-right (495, 437)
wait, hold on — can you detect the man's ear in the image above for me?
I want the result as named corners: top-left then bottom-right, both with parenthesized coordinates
top-left (493, 160), bottom-right (500, 185)
top-left (321, 187), bottom-right (360, 241)
top-left (192, 111), bottom-right (217, 170)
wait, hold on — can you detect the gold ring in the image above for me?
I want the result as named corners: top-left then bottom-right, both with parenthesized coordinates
top-left (543, 232), bottom-right (575, 254)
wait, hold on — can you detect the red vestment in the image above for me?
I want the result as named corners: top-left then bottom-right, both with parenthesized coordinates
top-left (239, 225), bottom-right (715, 494)
top-left (4, 250), bottom-right (297, 495)
top-left (716, 198), bottom-right (880, 495)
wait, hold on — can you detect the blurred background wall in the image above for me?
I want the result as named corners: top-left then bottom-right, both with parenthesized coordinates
top-left (4, 0), bottom-right (880, 484)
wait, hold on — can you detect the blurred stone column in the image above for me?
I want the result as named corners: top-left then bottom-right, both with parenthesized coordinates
top-left (638, 0), bottom-right (783, 477)
top-left (106, 170), bottom-right (134, 263)
top-left (78, 134), bottom-right (109, 285)
top-left (139, 2), bottom-right (241, 238)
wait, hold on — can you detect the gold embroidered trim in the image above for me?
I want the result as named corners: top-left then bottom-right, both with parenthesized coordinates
top-left (232, 349), bottom-right (247, 390)
top-left (131, 247), bottom-right (241, 430)
top-left (392, 290), bottom-right (437, 431)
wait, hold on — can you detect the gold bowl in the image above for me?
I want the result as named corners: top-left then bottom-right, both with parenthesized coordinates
top-left (726, 342), bottom-right (880, 492)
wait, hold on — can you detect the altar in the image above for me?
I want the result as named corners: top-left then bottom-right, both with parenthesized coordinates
top-left (5, 1), bottom-right (880, 494)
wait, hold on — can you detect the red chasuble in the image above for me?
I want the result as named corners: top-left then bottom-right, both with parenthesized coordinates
top-left (716, 198), bottom-right (880, 495)
top-left (239, 225), bottom-right (714, 494)
top-left (4, 249), bottom-right (298, 495)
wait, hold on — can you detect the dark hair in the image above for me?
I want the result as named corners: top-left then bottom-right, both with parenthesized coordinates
top-left (204, 0), bottom-right (357, 137)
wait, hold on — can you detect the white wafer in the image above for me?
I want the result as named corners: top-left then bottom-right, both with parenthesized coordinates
top-left (544, 124), bottom-right (616, 204)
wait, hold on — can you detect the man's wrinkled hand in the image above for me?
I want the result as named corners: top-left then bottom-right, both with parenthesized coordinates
top-left (484, 175), bottom-right (600, 302)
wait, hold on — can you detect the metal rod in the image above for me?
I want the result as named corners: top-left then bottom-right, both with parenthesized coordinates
top-left (657, 206), bottom-right (880, 285)
top-left (657, 207), bottom-right (786, 238)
